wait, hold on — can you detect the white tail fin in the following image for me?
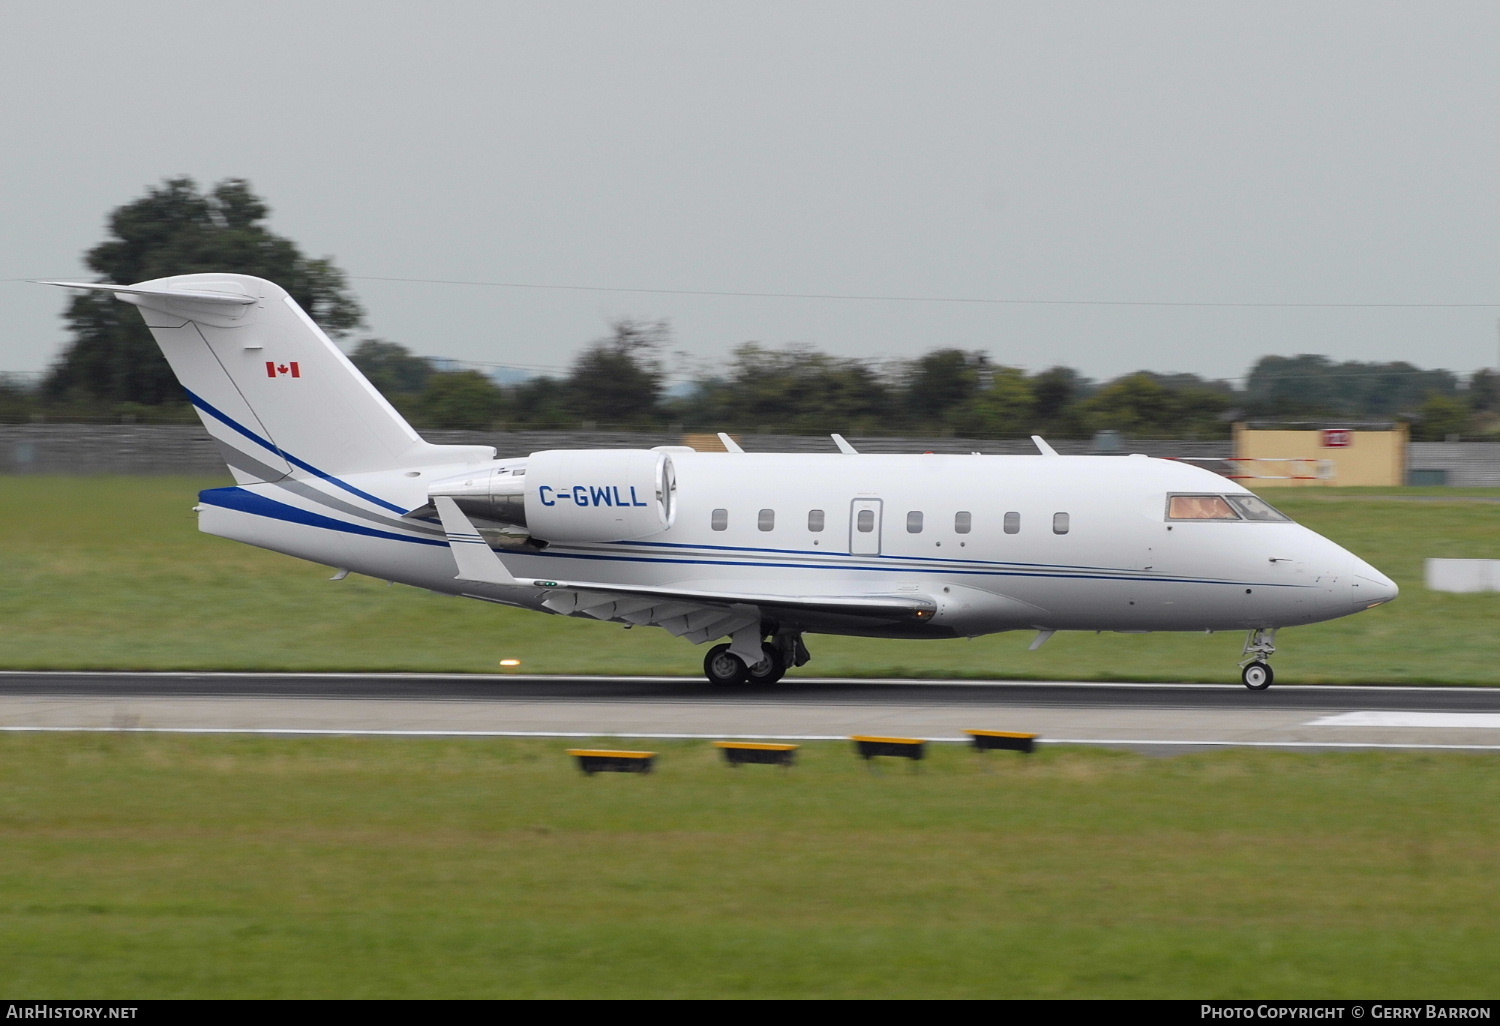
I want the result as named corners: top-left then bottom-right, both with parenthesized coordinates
top-left (43, 274), bottom-right (493, 484)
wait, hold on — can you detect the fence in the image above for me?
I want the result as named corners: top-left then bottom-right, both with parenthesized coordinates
top-left (1, 424), bottom-right (1496, 483)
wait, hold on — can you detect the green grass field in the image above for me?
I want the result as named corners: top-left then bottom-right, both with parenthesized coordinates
top-left (1, 475), bottom-right (1496, 682)
top-left (1, 734), bottom-right (1498, 998)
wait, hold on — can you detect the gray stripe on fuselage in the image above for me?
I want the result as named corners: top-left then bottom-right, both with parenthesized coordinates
top-left (267, 477), bottom-right (444, 538)
top-left (213, 439), bottom-right (290, 484)
top-left (551, 540), bottom-right (1244, 585)
top-left (208, 440), bottom-right (442, 540)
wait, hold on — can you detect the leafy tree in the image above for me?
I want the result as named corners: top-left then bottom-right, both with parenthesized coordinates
top-left (511, 376), bottom-right (573, 427)
top-left (904, 349), bottom-right (986, 425)
top-left (948, 366), bottom-right (1036, 437)
top-left (1243, 355), bottom-right (1458, 419)
top-left (702, 343), bottom-right (892, 433)
top-left (1080, 372), bottom-right (1231, 437)
top-left (1411, 392), bottom-right (1471, 441)
top-left (349, 339), bottom-right (432, 397)
top-left (0, 376), bottom-right (38, 424)
top-left (43, 177), bottom-right (363, 405)
top-left (414, 371), bottom-right (506, 430)
top-left (1029, 365), bottom-right (1092, 435)
top-left (567, 319), bottom-right (667, 425)
top-left (1466, 369), bottom-right (1500, 414)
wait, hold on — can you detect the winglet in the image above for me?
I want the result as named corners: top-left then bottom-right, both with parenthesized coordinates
top-left (434, 496), bottom-right (521, 585)
top-left (1031, 435), bottom-right (1059, 457)
top-left (831, 433), bottom-right (859, 455)
top-left (717, 432), bottom-right (745, 453)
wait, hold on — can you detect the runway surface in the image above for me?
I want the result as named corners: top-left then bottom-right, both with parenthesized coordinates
top-left (2, 671), bottom-right (1499, 750)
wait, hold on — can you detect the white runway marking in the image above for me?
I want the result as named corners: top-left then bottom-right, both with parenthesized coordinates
top-left (1308, 711), bottom-right (1500, 729)
top-left (0, 670), bottom-right (1491, 694)
top-left (4, 725), bottom-right (1500, 751)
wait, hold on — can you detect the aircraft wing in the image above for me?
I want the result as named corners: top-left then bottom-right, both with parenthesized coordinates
top-left (433, 497), bottom-right (936, 645)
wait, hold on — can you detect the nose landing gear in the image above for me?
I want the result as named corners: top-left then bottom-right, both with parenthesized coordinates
top-left (1239, 627), bottom-right (1278, 690)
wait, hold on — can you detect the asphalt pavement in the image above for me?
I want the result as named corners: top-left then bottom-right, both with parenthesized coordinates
top-left (0, 671), bottom-right (1497, 749)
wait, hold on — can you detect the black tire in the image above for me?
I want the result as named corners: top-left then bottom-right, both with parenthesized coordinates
top-left (1242, 661), bottom-right (1273, 690)
top-left (704, 643), bottom-right (750, 686)
top-left (746, 642), bottom-right (786, 684)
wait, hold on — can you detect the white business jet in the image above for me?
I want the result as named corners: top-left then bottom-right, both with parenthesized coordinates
top-left (43, 274), bottom-right (1398, 689)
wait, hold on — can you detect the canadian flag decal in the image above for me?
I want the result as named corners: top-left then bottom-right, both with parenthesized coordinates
top-left (266, 361), bottom-right (301, 378)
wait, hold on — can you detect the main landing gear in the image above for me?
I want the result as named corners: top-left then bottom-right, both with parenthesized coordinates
top-left (703, 630), bottom-right (810, 686)
top-left (1239, 627), bottom-right (1278, 690)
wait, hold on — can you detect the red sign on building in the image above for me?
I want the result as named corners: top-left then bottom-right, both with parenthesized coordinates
top-left (1320, 429), bottom-right (1353, 448)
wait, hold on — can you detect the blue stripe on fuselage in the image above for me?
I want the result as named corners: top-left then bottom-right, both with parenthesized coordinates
top-left (200, 487), bottom-right (1304, 589)
top-left (527, 546), bottom-right (1298, 588)
top-left (199, 486), bottom-right (448, 546)
top-left (617, 537), bottom-right (1150, 575)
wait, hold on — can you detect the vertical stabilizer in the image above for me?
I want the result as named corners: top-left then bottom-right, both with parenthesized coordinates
top-left (43, 274), bottom-right (493, 483)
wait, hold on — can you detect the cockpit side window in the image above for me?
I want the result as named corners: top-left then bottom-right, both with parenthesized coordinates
top-left (1225, 494), bottom-right (1291, 522)
top-left (1166, 494), bottom-right (1240, 521)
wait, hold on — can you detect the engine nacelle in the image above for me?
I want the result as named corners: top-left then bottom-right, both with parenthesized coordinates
top-left (524, 449), bottom-right (676, 542)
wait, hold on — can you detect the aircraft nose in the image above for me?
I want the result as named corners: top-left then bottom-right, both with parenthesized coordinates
top-left (1349, 555), bottom-right (1399, 608)
top-left (1355, 571), bottom-right (1399, 606)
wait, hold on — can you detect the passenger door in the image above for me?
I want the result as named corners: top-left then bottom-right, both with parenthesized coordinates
top-left (849, 499), bottom-right (883, 555)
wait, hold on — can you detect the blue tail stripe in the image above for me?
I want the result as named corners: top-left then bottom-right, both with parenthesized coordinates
top-left (200, 486), bottom-right (447, 547)
top-left (185, 389), bottom-right (407, 515)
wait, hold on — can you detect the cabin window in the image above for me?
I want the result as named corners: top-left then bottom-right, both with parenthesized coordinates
top-left (1003, 511), bottom-right (1020, 534)
top-left (1053, 512), bottom-right (1070, 535)
top-left (856, 509), bottom-right (875, 533)
top-left (808, 509), bottom-right (825, 532)
top-left (954, 511), bottom-right (972, 534)
top-left (711, 508), bottom-right (728, 531)
top-left (758, 508), bottom-right (775, 532)
top-left (1225, 495), bottom-right (1291, 522)
top-left (1167, 494), bottom-right (1240, 521)
top-left (906, 511), bottom-right (923, 534)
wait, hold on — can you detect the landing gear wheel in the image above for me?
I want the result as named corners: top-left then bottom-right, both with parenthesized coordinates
top-left (1242, 661), bottom-right (1273, 690)
top-left (704, 643), bottom-right (750, 686)
top-left (746, 643), bottom-right (786, 685)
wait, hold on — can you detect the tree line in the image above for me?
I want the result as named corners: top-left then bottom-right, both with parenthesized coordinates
top-left (340, 335), bottom-right (1497, 441)
top-left (12, 177), bottom-right (1499, 441)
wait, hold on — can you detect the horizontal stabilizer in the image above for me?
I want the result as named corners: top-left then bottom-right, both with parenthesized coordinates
top-left (39, 280), bottom-right (257, 305)
top-left (38, 273), bottom-right (495, 485)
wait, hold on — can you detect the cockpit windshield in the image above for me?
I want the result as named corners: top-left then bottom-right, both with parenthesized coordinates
top-left (1166, 494), bottom-right (1291, 523)
top-left (1225, 494), bottom-right (1291, 522)
top-left (1168, 494), bottom-right (1238, 520)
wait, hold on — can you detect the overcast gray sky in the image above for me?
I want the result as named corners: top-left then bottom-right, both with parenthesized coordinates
top-left (2, 0), bottom-right (1495, 384)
